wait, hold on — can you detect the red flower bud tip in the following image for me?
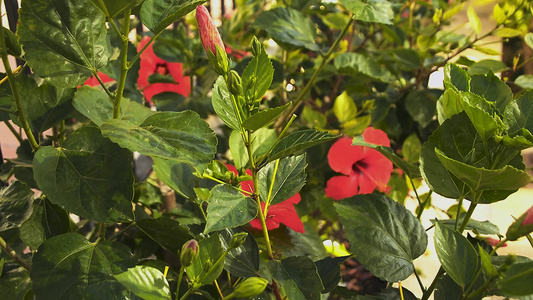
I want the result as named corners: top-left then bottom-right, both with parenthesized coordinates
top-left (196, 5), bottom-right (224, 56)
top-left (521, 205), bottom-right (533, 226)
top-left (485, 237), bottom-right (507, 247)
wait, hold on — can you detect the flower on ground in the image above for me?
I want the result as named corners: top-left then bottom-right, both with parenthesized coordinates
top-left (325, 127), bottom-right (393, 200)
top-left (225, 164), bottom-right (305, 233)
top-left (137, 36), bottom-right (190, 103)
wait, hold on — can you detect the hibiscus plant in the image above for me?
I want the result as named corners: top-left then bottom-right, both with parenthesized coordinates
top-left (1, 0), bottom-right (533, 299)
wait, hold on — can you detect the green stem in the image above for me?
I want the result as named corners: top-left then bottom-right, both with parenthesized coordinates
top-left (0, 21), bottom-right (39, 151)
top-left (113, 9), bottom-right (132, 119)
top-left (274, 17), bottom-right (353, 131)
top-left (91, 70), bottom-right (114, 99)
top-left (414, 268), bottom-right (426, 294)
top-left (244, 130), bottom-right (274, 259)
top-left (421, 267), bottom-right (445, 300)
top-left (0, 235), bottom-right (31, 271)
top-left (128, 33), bottom-right (160, 69)
top-left (108, 223), bottom-right (135, 241)
top-left (202, 174), bottom-right (253, 195)
top-left (454, 198), bottom-right (464, 230)
top-left (4, 121), bottom-right (23, 144)
top-left (176, 265), bottom-right (185, 299)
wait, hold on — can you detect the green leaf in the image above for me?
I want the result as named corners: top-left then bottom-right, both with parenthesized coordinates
top-left (152, 158), bottom-right (197, 200)
top-left (515, 75), bottom-right (533, 90)
top-left (185, 233), bottom-right (225, 284)
top-left (114, 265), bottom-right (171, 300)
top-left (18, 0), bottom-right (109, 88)
top-left (335, 52), bottom-right (395, 82)
top-left (333, 91), bottom-right (357, 123)
top-left (267, 130), bottom-right (340, 163)
top-left (434, 222), bottom-right (478, 287)
top-left (140, 0), bottom-right (206, 35)
top-left (230, 128), bottom-right (277, 170)
top-left (101, 111), bottom-right (217, 172)
top-left (493, 27), bottom-right (524, 38)
top-left (392, 49), bottom-right (421, 71)
top-left (352, 136), bottom-right (422, 178)
top-left (339, 0), bottom-right (394, 25)
top-left (468, 59), bottom-right (509, 75)
top-left (20, 198), bottom-right (71, 250)
top-left (498, 261), bottom-right (533, 296)
top-left (242, 103), bottom-right (290, 131)
top-left (33, 126), bottom-right (134, 222)
top-left (17, 83), bottom-right (75, 133)
top-left (470, 71), bottom-right (513, 112)
top-left (219, 227), bottom-right (260, 278)
top-left (31, 233), bottom-right (137, 300)
top-left (467, 6), bottom-right (482, 35)
top-left (0, 182), bottom-right (34, 232)
top-left (315, 256), bottom-right (350, 293)
top-left (420, 112), bottom-right (523, 203)
top-left (402, 133), bottom-right (422, 164)
top-left (334, 194), bottom-right (427, 282)
top-left (254, 8), bottom-right (320, 51)
top-left (136, 217), bottom-right (193, 253)
top-left (459, 92), bottom-right (505, 141)
top-left (436, 217), bottom-right (500, 235)
top-left (405, 90), bottom-right (437, 127)
top-left (525, 33), bottom-right (533, 50)
top-left (2, 28), bottom-right (22, 58)
top-left (435, 148), bottom-right (531, 191)
top-left (0, 264), bottom-right (31, 299)
top-left (444, 63), bottom-right (470, 92)
top-left (504, 90), bottom-right (533, 135)
top-left (212, 76), bottom-right (242, 131)
top-left (242, 43), bottom-right (275, 101)
top-left (268, 256), bottom-right (324, 300)
top-left (204, 184), bottom-right (258, 233)
top-left (90, 0), bottom-right (145, 18)
top-left (73, 86), bottom-right (117, 126)
top-left (258, 154), bottom-right (307, 205)
top-left (478, 245), bottom-right (498, 277)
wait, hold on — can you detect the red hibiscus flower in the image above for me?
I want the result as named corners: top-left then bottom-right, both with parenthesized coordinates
top-left (137, 36), bottom-right (190, 103)
top-left (225, 164), bottom-right (305, 233)
top-left (325, 127), bottom-right (393, 200)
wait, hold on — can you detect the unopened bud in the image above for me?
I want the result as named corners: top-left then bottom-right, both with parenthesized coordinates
top-left (232, 277), bottom-right (268, 298)
top-left (229, 232), bottom-right (248, 249)
top-left (180, 239), bottom-right (199, 267)
top-left (506, 205), bottom-right (533, 241)
top-left (227, 70), bottom-right (243, 96)
top-left (251, 37), bottom-right (262, 57)
top-left (196, 5), bottom-right (229, 75)
top-left (203, 258), bottom-right (213, 272)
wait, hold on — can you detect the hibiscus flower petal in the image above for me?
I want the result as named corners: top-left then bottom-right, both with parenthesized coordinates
top-left (325, 175), bottom-right (359, 200)
top-left (266, 202), bottom-right (304, 233)
top-left (362, 127), bottom-right (391, 147)
top-left (328, 138), bottom-right (364, 175)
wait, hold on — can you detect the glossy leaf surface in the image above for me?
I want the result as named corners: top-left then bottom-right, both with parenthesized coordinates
top-left (136, 217), bottom-right (193, 253)
top-left (141, 0), bottom-right (205, 35)
top-left (101, 111), bottom-right (217, 172)
top-left (258, 154), bottom-right (307, 205)
top-left (334, 194), bottom-right (427, 282)
top-left (434, 222), bottom-right (478, 287)
top-left (268, 256), bottom-right (324, 300)
top-left (0, 181), bottom-right (34, 232)
top-left (114, 265), bottom-right (171, 300)
top-left (204, 184), bottom-right (258, 233)
top-left (33, 126), bottom-right (134, 222)
top-left (31, 233), bottom-right (136, 300)
top-left (267, 130), bottom-right (339, 163)
top-left (18, 0), bottom-right (109, 88)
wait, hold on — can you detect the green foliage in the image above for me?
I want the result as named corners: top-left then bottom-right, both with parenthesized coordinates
top-left (1, 0), bottom-right (533, 298)
top-left (335, 194), bottom-right (427, 282)
top-left (18, 0), bottom-right (109, 88)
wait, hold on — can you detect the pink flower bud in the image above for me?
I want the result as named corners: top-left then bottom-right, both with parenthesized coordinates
top-left (196, 5), bottom-right (224, 57)
top-left (521, 205), bottom-right (533, 226)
